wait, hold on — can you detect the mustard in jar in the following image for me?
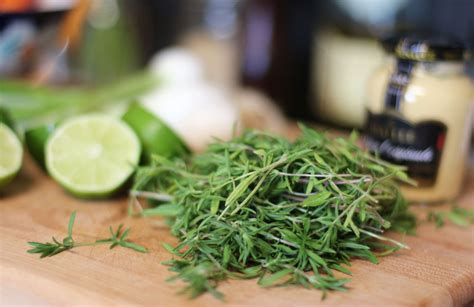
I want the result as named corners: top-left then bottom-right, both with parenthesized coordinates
top-left (365, 37), bottom-right (473, 203)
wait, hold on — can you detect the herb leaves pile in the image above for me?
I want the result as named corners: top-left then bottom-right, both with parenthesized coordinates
top-left (27, 211), bottom-right (148, 258)
top-left (132, 125), bottom-right (416, 298)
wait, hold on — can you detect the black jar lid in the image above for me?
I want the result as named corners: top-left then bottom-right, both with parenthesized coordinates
top-left (381, 35), bottom-right (468, 61)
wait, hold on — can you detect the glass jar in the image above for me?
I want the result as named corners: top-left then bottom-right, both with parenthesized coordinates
top-left (365, 37), bottom-right (474, 203)
top-left (312, 29), bottom-right (386, 128)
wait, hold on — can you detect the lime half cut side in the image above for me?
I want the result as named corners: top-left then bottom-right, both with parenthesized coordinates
top-left (0, 122), bottom-right (23, 189)
top-left (46, 115), bottom-right (141, 198)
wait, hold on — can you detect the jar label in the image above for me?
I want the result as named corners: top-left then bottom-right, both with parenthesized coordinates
top-left (365, 112), bottom-right (447, 187)
top-left (385, 59), bottom-right (415, 110)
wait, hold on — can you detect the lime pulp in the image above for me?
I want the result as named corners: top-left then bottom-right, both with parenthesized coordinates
top-left (0, 122), bottom-right (23, 189)
top-left (45, 114), bottom-right (141, 198)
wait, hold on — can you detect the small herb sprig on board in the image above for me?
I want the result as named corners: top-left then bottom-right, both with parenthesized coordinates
top-left (27, 211), bottom-right (147, 258)
top-left (427, 206), bottom-right (474, 228)
top-left (132, 124), bottom-right (416, 299)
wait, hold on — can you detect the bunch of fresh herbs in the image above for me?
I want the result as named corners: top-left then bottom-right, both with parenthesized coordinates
top-left (131, 125), bottom-right (416, 299)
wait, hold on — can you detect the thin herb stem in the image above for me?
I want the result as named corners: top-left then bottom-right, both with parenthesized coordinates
top-left (130, 190), bottom-right (173, 202)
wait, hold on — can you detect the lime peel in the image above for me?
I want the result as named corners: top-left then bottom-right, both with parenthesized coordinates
top-left (122, 103), bottom-right (188, 159)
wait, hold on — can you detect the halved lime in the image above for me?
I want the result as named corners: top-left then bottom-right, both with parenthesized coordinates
top-left (45, 114), bottom-right (141, 198)
top-left (25, 123), bottom-right (56, 169)
top-left (122, 103), bottom-right (188, 159)
top-left (0, 122), bottom-right (23, 189)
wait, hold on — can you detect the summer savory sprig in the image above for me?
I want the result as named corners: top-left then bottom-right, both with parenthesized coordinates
top-left (427, 205), bottom-right (474, 228)
top-left (27, 211), bottom-right (147, 258)
top-left (131, 124), bottom-right (417, 299)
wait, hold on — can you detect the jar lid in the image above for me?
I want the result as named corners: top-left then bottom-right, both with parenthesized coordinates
top-left (380, 35), bottom-right (399, 53)
top-left (387, 37), bottom-right (467, 61)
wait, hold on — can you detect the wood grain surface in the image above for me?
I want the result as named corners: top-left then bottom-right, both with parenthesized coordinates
top-left (1, 156), bottom-right (473, 307)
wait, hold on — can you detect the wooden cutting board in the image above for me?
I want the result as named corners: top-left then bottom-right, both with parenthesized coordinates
top-left (1, 157), bottom-right (473, 307)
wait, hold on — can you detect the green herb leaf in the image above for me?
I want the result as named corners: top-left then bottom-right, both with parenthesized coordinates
top-left (142, 204), bottom-right (181, 217)
top-left (67, 211), bottom-right (76, 238)
top-left (301, 191), bottom-right (331, 207)
top-left (258, 269), bottom-right (294, 287)
top-left (447, 212), bottom-right (469, 227)
top-left (120, 241), bottom-right (148, 253)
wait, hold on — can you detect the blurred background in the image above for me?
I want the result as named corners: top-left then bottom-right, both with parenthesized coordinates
top-left (1, 0), bottom-right (473, 202)
top-left (0, 0), bottom-right (473, 131)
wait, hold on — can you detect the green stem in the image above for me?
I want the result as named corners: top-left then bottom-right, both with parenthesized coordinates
top-left (73, 241), bottom-right (110, 248)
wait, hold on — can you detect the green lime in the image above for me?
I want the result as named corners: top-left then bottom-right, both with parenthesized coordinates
top-left (25, 123), bottom-right (56, 169)
top-left (0, 107), bottom-right (15, 131)
top-left (0, 122), bottom-right (23, 189)
top-left (45, 114), bottom-right (141, 199)
top-left (122, 103), bottom-right (188, 159)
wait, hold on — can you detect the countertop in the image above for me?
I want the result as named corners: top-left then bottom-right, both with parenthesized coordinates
top-left (1, 154), bottom-right (473, 306)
